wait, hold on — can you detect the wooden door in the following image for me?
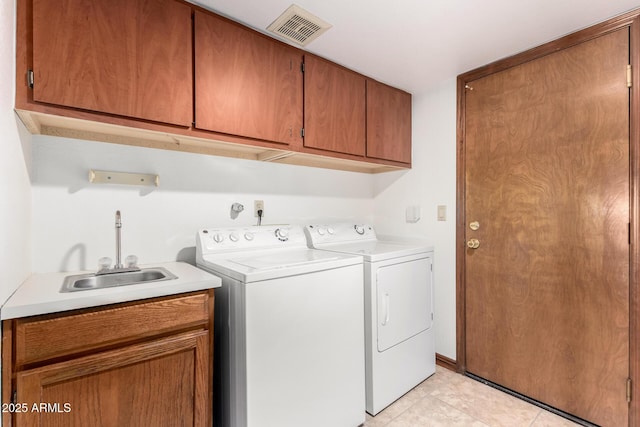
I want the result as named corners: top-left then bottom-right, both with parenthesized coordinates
top-left (304, 54), bottom-right (366, 156)
top-left (464, 29), bottom-right (630, 427)
top-left (32, 0), bottom-right (192, 126)
top-left (16, 330), bottom-right (209, 427)
top-left (194, 10), bottom-right (303, 146)
top-left (366, 79), bottom-right (412, 164)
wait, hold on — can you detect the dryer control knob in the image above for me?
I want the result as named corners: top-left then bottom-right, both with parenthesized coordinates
top-left (327, 227), bottom-right (335, 235)
top-left (317, 227), bottom-right (326, 236)
top-left (275, 228), bottom-right (289, 241)
top-left (229, 233), bottom-right (239, 242)
top-left (244, 232), bottom-right (255, 241)
top-left (354, 225), bottom-right (365, 235)
top-left (213, 233), bottom-right (225, 243)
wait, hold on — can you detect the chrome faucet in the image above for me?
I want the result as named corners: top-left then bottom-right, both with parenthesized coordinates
top-left (115, 210), bottom-right (123, 269)
top-left (96, 210), bottom-right (140, 275)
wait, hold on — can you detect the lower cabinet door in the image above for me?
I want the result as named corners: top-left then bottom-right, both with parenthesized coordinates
top-left (16, 330), bottom-right (209, 427)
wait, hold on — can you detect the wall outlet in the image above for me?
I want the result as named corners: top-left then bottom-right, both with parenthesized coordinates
top-left (254, 200), bottom-right (264, 217)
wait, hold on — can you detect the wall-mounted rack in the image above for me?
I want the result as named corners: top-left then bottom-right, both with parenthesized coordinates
top-left (89, 170), bottom-right (159, 187)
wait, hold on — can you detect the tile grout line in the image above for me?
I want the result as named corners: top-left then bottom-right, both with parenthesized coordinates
top-left (528, 409), bottom-right (544, 427)
top-left (426, 393), bottom-right (491, 426)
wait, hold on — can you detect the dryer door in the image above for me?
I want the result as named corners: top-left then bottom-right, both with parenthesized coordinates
top-left (376, 257), bottom-right (432, 352)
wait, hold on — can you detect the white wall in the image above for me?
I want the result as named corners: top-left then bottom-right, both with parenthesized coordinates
top-left (373, 79), bottom-right (457, 360)
top-left (0, 0), bottom-right (31, 306)
top-left (31, 137), bottom-right (374, 273)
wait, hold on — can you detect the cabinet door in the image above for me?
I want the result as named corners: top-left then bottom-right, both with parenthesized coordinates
top-left (366, 79), bottom-right (412, 163)
top-left (16, 330), bottom-right (209, 427)
top-left (194, 11), bottom-right (303, 146)
top-left (304, 55), bottom-right (366, 156)
top-left (32, 0), bottom-right (192, 126)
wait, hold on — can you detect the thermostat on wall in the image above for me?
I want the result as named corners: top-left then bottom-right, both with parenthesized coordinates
top-left (405, 206), bottom-right (421, 223)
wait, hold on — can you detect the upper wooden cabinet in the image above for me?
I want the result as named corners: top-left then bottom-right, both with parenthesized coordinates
top-left (195, 11), bottom-right (303, 146)
top-left (366, 79), bottom-right (412, 164)
top-left (303, 55), bottom-right (367, 156)
top-left (31, 0), bottom-right (192, 126)
top-left (17, 0), bottom-right (410, 172)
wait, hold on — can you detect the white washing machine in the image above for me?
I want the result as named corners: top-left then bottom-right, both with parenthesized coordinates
top-left (196, 225), bottom-right (365, 427)
top-left (304, 223), bottom-right (435, 415)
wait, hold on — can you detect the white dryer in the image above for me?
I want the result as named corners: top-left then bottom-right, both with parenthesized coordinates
top-left (304, 223), bottom-right (435, 415)
top-left (196, 225), bottom-right (365, 427)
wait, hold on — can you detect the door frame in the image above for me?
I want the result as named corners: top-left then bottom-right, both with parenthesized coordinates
top-left (456, 9), bottom-right (640, 425)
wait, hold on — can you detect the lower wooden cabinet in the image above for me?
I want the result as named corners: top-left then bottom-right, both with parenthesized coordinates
top-left (2, 290), bottom-right (214, 427)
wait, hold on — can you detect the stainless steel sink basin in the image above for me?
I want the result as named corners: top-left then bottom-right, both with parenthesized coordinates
top-left (61, 267), bottom-right (178, 293)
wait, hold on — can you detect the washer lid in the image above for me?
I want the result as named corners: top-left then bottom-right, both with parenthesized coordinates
top-left (229, 251), bottom-right (340, 270)
top-left (312, 240), bottom-right (432, 262)
top-left (198, 248), bottom-right (362, 282)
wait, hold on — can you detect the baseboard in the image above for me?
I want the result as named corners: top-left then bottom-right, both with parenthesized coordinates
top-left (435, 353), bottom-right (457, 371)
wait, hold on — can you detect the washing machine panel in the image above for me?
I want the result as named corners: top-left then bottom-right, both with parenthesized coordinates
top-left (376, 257), bottom-right (432, 352)
top-left (196, 225), bottom-right (365, 427)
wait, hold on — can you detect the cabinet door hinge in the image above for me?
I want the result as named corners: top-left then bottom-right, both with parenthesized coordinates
top-left (627, 64), bottom-right (633, 88)
top-left (629, 222), bottom-right (632, 245)
top-left (627, 378), bottom-right (632, 403)
top-left (301, 128), bottom-right (305, 137)
top-left (27, 69), bottom-right (34, 88)
top-left (12, 390), bottom-right (16, 404)
top-left (301, 62), bottom-right (305, 73)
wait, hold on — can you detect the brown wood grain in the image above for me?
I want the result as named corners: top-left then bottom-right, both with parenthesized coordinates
top-left (435, 353), bottom-right (457, 372)
top-left (303, 54), bottom-right (366, 156)
top-left (31, 0), bottom-right (192, 126)
top-left (463, 29), bottom-right (629, 427)
top-left (630, 15), bottom-right (640, 427)
top-left (458, 13), bottom-right (640, 424)
top-left (366, 79), bottom-right (412, 164)
top-left (14, 292), bottom-right (209, 367)
top-left (194, 10), bottom-right (303, 146)
top-left (16, 330), bottom-right (208, 427)
top-left (2, 322), bottom-right (14, 427)
top-left (16, 0), bottom-right (412, 171)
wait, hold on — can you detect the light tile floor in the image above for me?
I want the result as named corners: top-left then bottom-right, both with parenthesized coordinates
top-left (364, 366), bottom-right (581, 427)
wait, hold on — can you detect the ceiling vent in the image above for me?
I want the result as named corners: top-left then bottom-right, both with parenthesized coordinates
top-left (267, 4), bottom-right (332, 47)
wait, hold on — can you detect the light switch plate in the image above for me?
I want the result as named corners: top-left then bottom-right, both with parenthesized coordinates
top-left (437, 205), bottom-right (447, 221)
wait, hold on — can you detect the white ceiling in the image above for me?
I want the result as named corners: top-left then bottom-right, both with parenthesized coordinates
top-left (191, 0), bottom-right (640, 95)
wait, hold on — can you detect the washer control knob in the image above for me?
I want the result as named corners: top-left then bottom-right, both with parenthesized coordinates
top-left (213, 233), bottom-right (225, 243)
top-left (327, 227), bottom-right (335, 235)
top-left (275, 228), bottom-right (290, 241)
top-left (354, 225), bottom-right (365, 235)
top-left (317, 227), bottom-right (326, 236)
top-left (229, 232), bottom-right (239, 242)
top-left (244, 232), bottom-right (255, 241)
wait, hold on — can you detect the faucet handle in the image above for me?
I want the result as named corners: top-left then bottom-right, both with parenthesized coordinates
top-left (98, 257), bottom-right (112, 272)
top-left (125, 255), bottom-right (138, 268)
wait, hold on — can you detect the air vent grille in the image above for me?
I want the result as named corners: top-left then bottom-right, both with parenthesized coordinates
top-left (267, 4), bottom-right (331, 47)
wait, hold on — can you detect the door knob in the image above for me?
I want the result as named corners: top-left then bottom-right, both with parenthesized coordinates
top-left (467, 239), bottom-right (480, 249)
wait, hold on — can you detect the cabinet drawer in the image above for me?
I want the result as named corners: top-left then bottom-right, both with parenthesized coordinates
top-left (13, 291), bottom-right (211, 367)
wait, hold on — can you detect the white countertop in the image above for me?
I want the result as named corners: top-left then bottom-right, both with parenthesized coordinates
top-left (1, 262), bottom-right (221, 320)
